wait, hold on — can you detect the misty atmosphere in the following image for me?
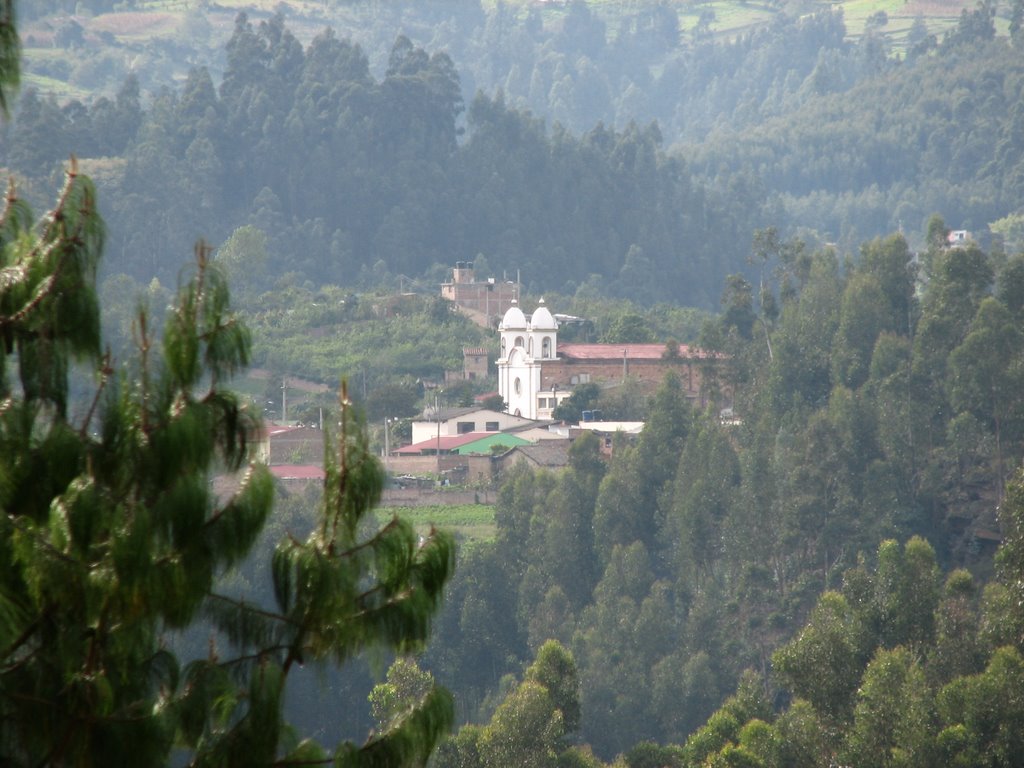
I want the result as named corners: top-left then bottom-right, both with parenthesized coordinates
top-left (4, 1), bottom-right (1024, 766)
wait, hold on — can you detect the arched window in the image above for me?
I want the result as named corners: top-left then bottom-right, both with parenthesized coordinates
top-left (528, 337), bottom-right (534, 355)
top-left (514, 377), bottom-right (522, 394)
top-left (514, 336), bottom-right (525, 348)
top-left (501, 338), bottom-right (507, 356)
top-left (542, 337), bottom-right (552, 358)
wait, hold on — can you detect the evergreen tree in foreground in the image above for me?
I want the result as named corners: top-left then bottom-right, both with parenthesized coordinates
top-left (0, 167), bottom-right (454, 765)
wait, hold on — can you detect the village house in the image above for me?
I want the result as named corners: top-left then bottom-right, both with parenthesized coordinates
top-left (440, 261), bottom-right (519, 327)
top-left (410, 406), bottom-right (541, 444)
top-left (247, 424), bottom-right (327, 487)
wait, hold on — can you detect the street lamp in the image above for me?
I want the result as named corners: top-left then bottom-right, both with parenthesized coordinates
top-left (281, 376), bottom-right (288, 424)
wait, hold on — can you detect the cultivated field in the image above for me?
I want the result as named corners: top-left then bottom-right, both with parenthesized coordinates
top-left (385, 504), bottom-right (496, 545)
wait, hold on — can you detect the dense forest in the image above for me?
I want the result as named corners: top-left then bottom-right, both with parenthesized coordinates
top-left (421, 226), bottom-right (1024, 765)
top-left (3, 3), bottom-right (1024, 310)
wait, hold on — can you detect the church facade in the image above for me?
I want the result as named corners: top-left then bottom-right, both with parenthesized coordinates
top-left (497, 301), bottom-right (720, 420)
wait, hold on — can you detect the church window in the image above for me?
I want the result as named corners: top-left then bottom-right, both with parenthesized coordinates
top-left (514, 377), bottom-right (522, 394)
top-left (515, 336), bottom-right (525, 348)
top-left (542, 337), bottom-right (551, 358)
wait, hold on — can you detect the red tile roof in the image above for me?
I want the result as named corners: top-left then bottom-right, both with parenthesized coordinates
top-left (558, 343), bottom-right (713, 360)
top-left (395, 432), bottom-right (495, 454)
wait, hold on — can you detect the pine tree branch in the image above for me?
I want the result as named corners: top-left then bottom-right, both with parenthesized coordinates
top-left (216, 645), bottom-right (294, 669)
top-left (333, 515), bottom-right (402, 559)
top-left (205, 591), bottom-right (297, 627)
top-left (0, 613), bottom-right (45, 669)
top-left (134, 308), bottom-right (152, 436)
top-left (77, 349), bottom-right (112, 438)
top-left (6, 515), bottom-right (80, 565)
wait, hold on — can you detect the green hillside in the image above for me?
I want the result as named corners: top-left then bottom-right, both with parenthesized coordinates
top-left (19, 0), bottom-right (981, 99)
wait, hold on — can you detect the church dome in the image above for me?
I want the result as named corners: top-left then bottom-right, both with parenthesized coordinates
top-left (500, 302), bottom-right (527, 330)
top-left (530, 299), bottom-right (557, 330)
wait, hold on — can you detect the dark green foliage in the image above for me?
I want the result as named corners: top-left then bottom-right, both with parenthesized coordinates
top-left (428, 228), bottom-right (1024, 760)
top-left (625, 741), bottom-right (685, 768)
top-left (681, 673), bottom-right (772, 767)
top-left (11, 4), bottom-right (1024, 306)
top-left (771, 591), bottom-right (866, 725)
top-left (0, 0), bottom-right (16, 116)
top-left (994, 467), bottom-right (1024, 648)
top-left (719, 274), bottom-right (756, 341)
top-left (247, 286), bottom-right (486, 389)
top-left (668, 410), bottom-right (740, 587)
top-left (843, 647), bottom-right (936, 768)
top-left (0, 163), bottom-right (455, 765)
top-left (936, 646), bottom-right (1024, 767)
top-left (436, 641), bottom-right (579, 768)
top-left (928, 570), bottom-right (985, 684)
top-left (552, 382), bottom-right (601, 423)
top-left (0, 171), bottom-right (272, 764)
top-left (370, 657), bottom-right (438, 732)
top-left (526, 641), bottom-right (581, 735)
top-left (698, 490), bottom-right (1024, 768)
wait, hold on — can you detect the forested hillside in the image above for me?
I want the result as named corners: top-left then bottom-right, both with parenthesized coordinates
top-left (424, 227), bottom-right (1024, 765)
top-left (4, 3), bottom-right (1024, 307)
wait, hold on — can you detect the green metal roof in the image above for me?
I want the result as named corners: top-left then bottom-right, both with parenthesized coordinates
top-left (453, 433), bottom-right (532, 455)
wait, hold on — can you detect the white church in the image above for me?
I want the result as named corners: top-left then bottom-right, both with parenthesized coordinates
top-left (497, 300), bottom-right (718, 421)
top-left (497, 299), bottom-right (563, 420)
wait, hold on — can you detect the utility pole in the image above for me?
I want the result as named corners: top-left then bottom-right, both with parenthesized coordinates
top-left (281, 376), bottom-right (287, 423)
top-left (435, 393), bottom-right (441, 477)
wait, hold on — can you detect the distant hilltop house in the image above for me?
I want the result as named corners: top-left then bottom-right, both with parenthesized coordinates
top-left (252, 424), bottom-right (327, 486)
top-left (497, 300), bottom-right (720, 421)
top-left (445, 346), bottom-right (489, 384)
top-left (441, 261), bottom-right (519, 328)
top-left (947, 230), bottom-right (971, 246)
top-left (462, 347), bottom-right (489, 380)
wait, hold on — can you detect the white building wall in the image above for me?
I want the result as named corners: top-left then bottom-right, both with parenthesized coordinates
top-left (497, 302), bottom-right (559, 421)
top-left (500, 348), bottom-right (543, 419)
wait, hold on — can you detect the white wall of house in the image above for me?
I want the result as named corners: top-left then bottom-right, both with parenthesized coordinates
top-left (410, 409), bottom-right (537, 444)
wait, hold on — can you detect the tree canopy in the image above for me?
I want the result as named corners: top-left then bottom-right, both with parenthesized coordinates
top-left (0, 11), bottom-right (456, 764)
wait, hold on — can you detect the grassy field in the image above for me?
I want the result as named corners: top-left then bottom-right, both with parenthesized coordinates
top-left (384, 504), bottom-right (496, 545)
